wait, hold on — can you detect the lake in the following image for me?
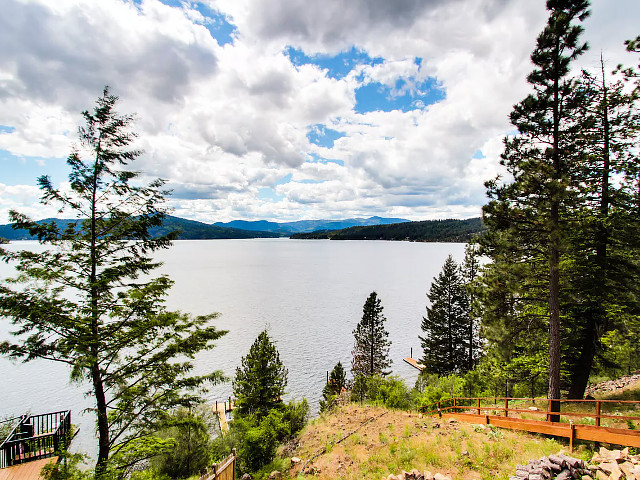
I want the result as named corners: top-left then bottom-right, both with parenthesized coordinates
top-left (0, 238), bottom-right (466, 457)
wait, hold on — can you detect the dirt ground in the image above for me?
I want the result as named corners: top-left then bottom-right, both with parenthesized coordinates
top-left (283, 403), bottom-right (571, 480)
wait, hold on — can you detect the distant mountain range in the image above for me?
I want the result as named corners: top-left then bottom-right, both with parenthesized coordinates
top-left (213, 216), bottom-right (409, 234)
top-left (0, 215), bottom-right (410, 241)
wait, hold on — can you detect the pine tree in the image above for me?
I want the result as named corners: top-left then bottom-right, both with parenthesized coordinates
top-left (351, 292), bottom-right (392, 377)
top-left (461, 245), bottom-right (481, 370)
top-left (319, 361), bottom-right (347, 412)
top-left (562, 56), bottom-right (640, 398)
top-left (420, 255), bottom-right (469, 375)
top-left (0, 88), bottom-right (226, 477)
top-left (233, 330), bottom-right (288, 420)
top-left (481, 0), bottom-right (590, 412)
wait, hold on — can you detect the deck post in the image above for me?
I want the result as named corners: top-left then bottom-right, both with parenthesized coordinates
top-left (232, 448), bottom-right (237, 480)
top-left (596, 401), bottom-right (601, 427)
top-left (477, 398), bottom-right (481, 415)
top-left (505, 398), bottom-right (509, 417)
top-left (569, 421), bottom-right (575, 452)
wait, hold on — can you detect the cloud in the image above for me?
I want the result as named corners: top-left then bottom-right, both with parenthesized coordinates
top-left (0, 0), bottom-right (637, 223)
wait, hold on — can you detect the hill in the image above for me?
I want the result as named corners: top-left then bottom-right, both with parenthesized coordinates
top-left (282, 403), bottom-right (567, 480)
top-left (215, 216), bottom-right (409, 234)
top-left (0, 216), bottom-right (280, 241)
top-left (290, 217), bottom-right (484, 242)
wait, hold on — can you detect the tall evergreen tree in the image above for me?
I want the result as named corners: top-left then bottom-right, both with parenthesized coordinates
top-left (461, 245), bottom-right (482, 371)
top-left (563, 56), bottom-right (640, 397)
top-left (351, 291), bottom-right (392, 377)
top-left (420, 255), bottom-right (470, 375)
top-left (0, 88), bottom-right (226, 477)
top-left (233, 330), bottom-right (288, 420)
top-left (481, 0), bottom-right (590, 411)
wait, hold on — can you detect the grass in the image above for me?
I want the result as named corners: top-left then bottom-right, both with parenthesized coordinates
top-left (281, 403), bottom-right (581, 480)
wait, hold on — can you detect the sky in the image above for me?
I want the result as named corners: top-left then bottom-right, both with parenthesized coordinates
top-left (0, 0), bottom-right (638, 224)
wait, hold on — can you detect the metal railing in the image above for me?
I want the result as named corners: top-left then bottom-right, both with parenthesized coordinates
top-left (0, 411), bottom-right (71, 469)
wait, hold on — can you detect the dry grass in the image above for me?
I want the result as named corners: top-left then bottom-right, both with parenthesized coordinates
top-left (282, 403), bottom-right (584, 480)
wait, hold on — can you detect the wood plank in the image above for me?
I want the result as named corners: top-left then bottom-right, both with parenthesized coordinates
top-left (403, 358), bottom-right (425, 371)
top-left (0, 457), bottom-right (58, 480)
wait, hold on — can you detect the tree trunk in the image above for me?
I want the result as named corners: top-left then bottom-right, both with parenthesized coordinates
top-left (548, 48), bottom-right (562, 422)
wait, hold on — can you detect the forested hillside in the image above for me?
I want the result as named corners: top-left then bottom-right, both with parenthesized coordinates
top-left (290, 217), bottom-right (483, 242)
top-left (0, 215), bottom-right (280, 240)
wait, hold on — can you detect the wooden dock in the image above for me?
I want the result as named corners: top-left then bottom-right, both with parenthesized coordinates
top-left (0, 457), bottom-right (58, 480)
top-left (213, 400), bottom-right (235, 433)
top-left (403, 357), bottom-right (425, 371)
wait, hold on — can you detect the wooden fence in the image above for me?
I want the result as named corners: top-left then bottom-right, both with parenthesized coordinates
top-left (198, 449), bottom-right (236, 480)
top-left (420, 397), bottom-right (640, 451)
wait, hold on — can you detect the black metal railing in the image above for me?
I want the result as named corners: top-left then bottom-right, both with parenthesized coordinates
top-left (0, 411), bottom-right (71, 468)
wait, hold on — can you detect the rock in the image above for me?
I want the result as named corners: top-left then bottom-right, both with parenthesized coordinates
top-left (600, 461), bottom-right (621, 475)
top-left (268, 471), bottom-right (281, 480)
top-left (461, 450), bottom-right (469, 457)
top-left (423, 470), bottom-right (434, 480)
top-left (528, 406), bottom-right (541, 411)
top-left (555, 469), bottom-right (572, 480)
top-left (595, 470), bottom-right (609, 480)
top-left (581, 476), bottom-right (593, 480)
top-left (290, 457), bottom-right (301, 464)
top-left (241, 474), bottom-right (253, 480)
top-left (386, 474), bottom-right (403, 480)
top-left (447, 418), bottom-right (457, 423)
top-left (408, 468), bottom-right (424, 480)
top-left (434, 474), bottom-right (451, 480)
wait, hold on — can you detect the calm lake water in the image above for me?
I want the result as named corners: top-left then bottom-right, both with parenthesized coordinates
top-left (0, 238), bottom-right (466, 457)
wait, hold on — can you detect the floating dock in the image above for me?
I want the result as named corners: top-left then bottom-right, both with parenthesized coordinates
top-left (403, 357), bottom-right (425, 371)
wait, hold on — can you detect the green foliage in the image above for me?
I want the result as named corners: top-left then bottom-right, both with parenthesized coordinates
top-left (0, 88), bottom-right (227, 477)
top-left (41, 451), bottom-right (92, 480)
top-left (233, 330), bottom-right (288, 420)
top-left (352, 292), bottom-right (392, 377)
top-left (213, 400), bottom-right (308, 475)
top-left (420, 255), bottom-right (471, 375)
top-left (350, 375), bottom-right (415, 410)
top-left (291, 217), bottom-right (484, 242)
top-left (319, 362), bottom-right (347, 412)
top-left (152, 408), bottom-right (212, 479)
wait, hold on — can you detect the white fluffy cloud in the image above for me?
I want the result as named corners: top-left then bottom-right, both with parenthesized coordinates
top-left (0, 0), bottom-right (637, 223)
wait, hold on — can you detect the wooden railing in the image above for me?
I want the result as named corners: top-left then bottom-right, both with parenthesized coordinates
top-left (419, 397), bottom-right (640, 450)
top-left (0, 411), bottom-right (71, 468)
top-left (420, 397), bottom-right (640, 426)
top-left (198, 449), bottom-right (236, 480)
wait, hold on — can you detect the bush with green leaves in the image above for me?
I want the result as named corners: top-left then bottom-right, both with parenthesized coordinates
top-left (152, 408), bottom-right (212, 479)
top-left (350, 374), bottom-right (415, 410)
top-left (212, 399), bottom-right (308, 475)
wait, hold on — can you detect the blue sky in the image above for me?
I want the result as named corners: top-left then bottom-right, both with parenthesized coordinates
top-left (0, 0), bottom-right (638, 223)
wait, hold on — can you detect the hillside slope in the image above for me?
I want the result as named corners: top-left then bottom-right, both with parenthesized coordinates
top-left (283, 403), bottom-right (569, 480)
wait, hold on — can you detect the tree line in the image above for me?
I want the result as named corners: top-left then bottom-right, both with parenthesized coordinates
top-left (290, 217), bottom-right (483, 242)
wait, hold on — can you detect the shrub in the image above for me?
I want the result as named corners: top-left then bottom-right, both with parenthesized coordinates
top-left (152, 408), bottom-right (212, 479)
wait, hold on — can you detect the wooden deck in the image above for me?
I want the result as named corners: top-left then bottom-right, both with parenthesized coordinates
top-left (0, 457), bottom-right (58, 480)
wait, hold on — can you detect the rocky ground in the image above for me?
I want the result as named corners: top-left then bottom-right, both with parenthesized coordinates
top-left (586, 373), bottom-right (640, 398)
